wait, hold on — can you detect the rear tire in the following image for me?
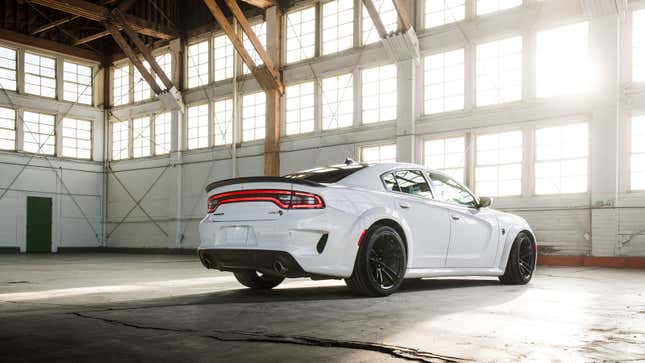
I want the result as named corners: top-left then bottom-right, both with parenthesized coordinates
top-left (499, 231), bottom-right (536, 285)
top-left (345, 226), bottom-right (407, 297)
top-left (234, 270), bottom-right (284, 289)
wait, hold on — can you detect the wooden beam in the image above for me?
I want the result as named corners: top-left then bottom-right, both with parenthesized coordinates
top-left (201, 0), bottom-right (283, 93)
top-left (104, 21), bottom-right (162, 94)
top-left (28, 0), bottom-right (176, 39)
top-left (239, 0), bottom-right (277, 9)
top-left (264, 6), bottom-right (281, 177)
top-left (392, 0), bottom-right (412, 32)
top-left (111, 9), bottom-right (174, 90)
top-left (30, 0), bottom-right (118, 36)
top-left (73, 30), bottom-right (110, 46)
top-left (0, 28), bottom-right (101, 61)
top-left (361, 0), bottom-right (387, 39)
top-left (224, 0), bottom-right (276, 73)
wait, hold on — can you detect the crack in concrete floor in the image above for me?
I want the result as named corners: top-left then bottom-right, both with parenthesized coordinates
top-left (70, 311), bottom-right (469, 363)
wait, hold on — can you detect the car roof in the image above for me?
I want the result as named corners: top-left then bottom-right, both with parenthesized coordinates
top-left (337, 162), bottom-right (430, 190)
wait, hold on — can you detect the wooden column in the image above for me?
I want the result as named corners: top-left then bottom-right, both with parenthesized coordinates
top-left (264, 6), bottom-right (281, 176)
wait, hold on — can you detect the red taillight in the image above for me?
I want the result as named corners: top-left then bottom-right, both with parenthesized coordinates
top-left (207, 189), bottom-right (324, 213)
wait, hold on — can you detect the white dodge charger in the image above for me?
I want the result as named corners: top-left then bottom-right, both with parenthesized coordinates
top-left (198, 162), bottom-right (537, 296)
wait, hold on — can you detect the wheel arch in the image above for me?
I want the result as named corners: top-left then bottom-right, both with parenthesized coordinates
top-left (367, 218), bottom-right (409, 255)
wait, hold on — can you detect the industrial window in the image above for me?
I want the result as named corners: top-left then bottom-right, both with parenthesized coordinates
top-left (475, 130), bottom-right (522, 197)
top-left (23, 111), bottom-right (55, 155)
top-left (0, 107), bottom-right (16, 150)
top-left (132, 117), bottom-right (151, 158)
top-left (63, 61), bottom-right (92, 105)
top-left (476, 0), bottom-right (522, 15)
top-left (631, 116), bottom-right (645, 190)
top-left (242, 91), bottom-right (266, 142)
top-left (214, 34), bottom-right (234, 81)
top-left (285, 82), bottom-right (315, 135)
top-left (537, 22), bottom-right (590, 98)
top-left (133, 61), bottom-right (152, 102)
top-left (425, 0), bottom-right (465, 28)
top-left (424, 136), bottom-right (465, 183)
top-left (362, 0), bottom-right (398, 45)
top-left (243, 22), bottom-right (267, 74)
top-left (285, 6), bottom-right (316, 63)
top-left (154, 112), bottom-right (171, 155)
top-left (535, 123), bottom-right (588, 194)
top-left (214, 98), bottom-right (233, 146)
top-left (187, 104), bottom-right (209, 150)
top-left (0, 46), bottom-right (17, 91)
top-left (321, 0), bottom-right (354, 56)
top-left (321, 73), bottom-right (353, 130)
top-left (476, 36), bottom-right (522, 107)
top-left (62, 118), bottom-right (91, 159)
top-left (187, 40), bottom-right (209, 88)
top-left (360, 144), bottom-right (396, 163)
top-left (111, 120), bottom-right (129, 160)
top-left (24, 53), bottom-right (56, 98)
top-left (424, 49), bottom-right (464, 114)
top-left (113, 65), bottom-right (130, 106)
top-left (362, 64), bottom-right (397, 124)
top-left (634, 9), bottom-right (645, 82)
top-left (154, 52), bottom-right (172, 89)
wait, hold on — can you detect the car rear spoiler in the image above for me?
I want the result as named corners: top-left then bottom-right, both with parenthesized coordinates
top-left (205, 176), bottom-right (324, 193)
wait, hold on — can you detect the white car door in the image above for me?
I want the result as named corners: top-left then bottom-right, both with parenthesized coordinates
top-left (426, 172), bottom-right (500, 268)
top-left (384, 170), bottom-right (451, 268)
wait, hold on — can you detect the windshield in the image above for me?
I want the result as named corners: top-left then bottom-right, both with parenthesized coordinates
top-left (285, 164), bottom-right (369, 183)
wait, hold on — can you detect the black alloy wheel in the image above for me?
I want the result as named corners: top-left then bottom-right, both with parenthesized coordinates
top-left (499, 231), bottom-right (536, 285)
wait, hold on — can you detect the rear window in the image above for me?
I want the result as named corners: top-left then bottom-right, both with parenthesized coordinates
top-left (285, 164), bottom-right (369, 183)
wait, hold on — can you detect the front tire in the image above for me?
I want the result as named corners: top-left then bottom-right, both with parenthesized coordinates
top-left (499, 231), bottom-right (536, 285)
top-left (234, 270), bottom-right (284, 290)
top-left (345, 226), bottom-right (407, 297)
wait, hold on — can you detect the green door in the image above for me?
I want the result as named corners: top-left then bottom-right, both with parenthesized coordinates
top-left (26, 196), bottom-right (52, 253)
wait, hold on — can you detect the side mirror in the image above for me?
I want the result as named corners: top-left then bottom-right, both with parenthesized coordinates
top-left (478, 196), bottom-right (493, 209)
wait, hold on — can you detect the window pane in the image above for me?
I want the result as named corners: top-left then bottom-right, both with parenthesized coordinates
top-left (362, 0), bottom-right (397, 45)
top-left (62, 118), bottom-right (92, 159)
top-left (322, 73), bottom-right (353, 130)
top-left (0, 107), bottom-right (16, 150)
top-left (428, 171), bottom-right (477, 208)
top-left (113, 65), bottom-right (130, 106)
top-left (475, 130), bottom-right (522, 196)
top-left (361, 144), bottom-right (396, 163)
top-left (634, 9), bottom-right (645, 82)
top-left (23, 111), bottom-right (55, 155)
top-left (285, 82), bottom-right (315, 135)
top-left (394, 170), bottom-right (433, 198)
top-left (63, 61), bottom-right (92, 105)
top-left (154, 112), bottom-right (171, 155)
top-left (362, 64), bottom-right (397, 124)
top-left (214, 98), bottom-right (233, 145)
top-left (214, 35), bottom-right (234, 81)
top-left (382, 173), bottom-right (400, 192)
top-left (112, 120), bottom-right (129, 160)
top-left (242, 91), bottom-right (266, 142)
top-left (424, 136), bottom-right (465, 183)
top-left (285, 7), bottom-right (316, 63)
top-left (187, 104), bottom-right (209, 149)
top-left (425, 0), bottom-right (465, 28)
top-left (425, 49), bottom-right (464, 114)
top-left (322, 0), bottom-right (354, 55)
top-left (477, 0), bottom-right (521, 15)
top-left (154, 53), bottom-right (172, 89)
top-left (24, 53), bottom-right (56, 98)
top-left (133, 61), bottom-right (151, 102)
top-left (187, 41), bottom-right (209, 88)
top-left (243, 22), bottom-right (267, 74)
top-left (537, 22), bottom-right (590, 98)
top-left (632, 116), bottom-right (645, 190)
top-left (0, 46), bottom-right (17, 91)
top-left (476, 36), bottom-right (522, 107)
top-left (535, 123), bottom-right (588, 194)
top-left (132, 117), bottom-right (151, 158)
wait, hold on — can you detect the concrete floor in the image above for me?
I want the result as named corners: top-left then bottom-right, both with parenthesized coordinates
top-left (0, 254), bottom-right (644, 362)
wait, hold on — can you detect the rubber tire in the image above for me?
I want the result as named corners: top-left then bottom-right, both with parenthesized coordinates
top-left (233, 270), bottom-right (285, 289)
top-left (345, 225), bottom-right (407, 297)
top-left (499, 231), bottom-right (535, 285)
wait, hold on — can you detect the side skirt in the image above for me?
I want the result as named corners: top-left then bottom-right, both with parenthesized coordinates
top-left (404, 267), bottom-right (505, 278)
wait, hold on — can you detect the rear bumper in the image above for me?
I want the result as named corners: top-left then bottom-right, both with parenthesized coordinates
top-left (199, 249), bottom-right (307, 278)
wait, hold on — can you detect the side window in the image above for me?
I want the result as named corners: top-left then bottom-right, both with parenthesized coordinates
top-left (394, 170), bottom-right (433, 198)
top-left (382, 173), bottom-right (400, 192)
top-left (427, 172), bottom-right (477, 208)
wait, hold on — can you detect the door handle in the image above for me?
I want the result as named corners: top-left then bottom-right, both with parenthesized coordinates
top-left (399, 203), bottom-right (411, 209)
top-left (451, 215), bottom-right (460, 221)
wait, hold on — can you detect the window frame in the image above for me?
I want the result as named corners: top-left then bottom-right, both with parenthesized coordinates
top-left (186, 38), bottom-right (211, 89)
top-left (23, 51), bottom-right (57, 99)
top-left (0, 106), bottom-right (17, 151)
top-left (63, 60), bottom-right (94, 105)
top-left (284, 4), bottom-right (317, 64)
top-left (320, 0), bottom-right (354, 56)
top-left (22, 110), bottom-right (56, 156)
top-left (0, 44), bottom-right (18, 91)
top-left (426, 170), bottom-right (480, 209)
top-left (112, 62), bottom-right (131, 106)
top-left (61, 117), bottom-right (93, 160)
top-left (284, 80), bottom-right (316, 136)
top-left (186, 102), bottom-right (211, 150)
top-left (474, 129), bottom-right (524, 197)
